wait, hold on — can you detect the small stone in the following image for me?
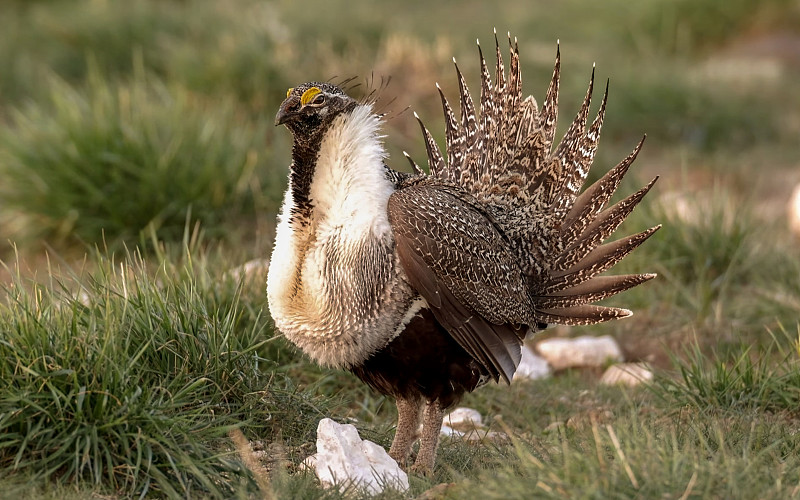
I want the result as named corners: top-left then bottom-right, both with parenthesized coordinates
top-left (600, 363), bottom-right (654, 387)
top-left (440, 408), bottom-right (508, 442)
top-left (443, 407), bottom-right (483, 430)
top-left (659, 191), bottom-right (703, 224)
top-left (300, 453), bottom-right (317, 472)
top-left (566, 409), bottom-right (613, 430)
top-left (535, 335), bottom-right (623, 370)
top-left (439, 424), bottom-right (464, 437)
top-left (565, 415), bottom-right (583, 430)
top-left (789, 183), bottom-right (800, 238)
top-left (513, 345), bottom-right (552, 381)
top-left (304, 418), bottom-right (408, 494)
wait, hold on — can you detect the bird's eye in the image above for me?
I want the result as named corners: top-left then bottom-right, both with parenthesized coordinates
top-left (313, 94), bottom-right (326, 105)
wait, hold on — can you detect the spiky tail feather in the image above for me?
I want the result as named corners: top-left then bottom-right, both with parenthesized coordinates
top-left (417, 32), bottom-right (659, 326)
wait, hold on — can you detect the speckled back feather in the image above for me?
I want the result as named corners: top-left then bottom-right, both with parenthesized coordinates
top-left (408, 33), bottom-right (660, 328)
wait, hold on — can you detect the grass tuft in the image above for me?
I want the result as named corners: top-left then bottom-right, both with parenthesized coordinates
top-left (0, 242), bottom-right (328, 497)
top-left (0, 62), bottom-right (274, 249)
top-left (653, 326), bottom-right (800, 413)
top-left (455, 407), bottom-right (800, 499)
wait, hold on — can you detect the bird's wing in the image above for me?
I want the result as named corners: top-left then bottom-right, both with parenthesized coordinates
top-left (388, 182), bottom-right (527, 383)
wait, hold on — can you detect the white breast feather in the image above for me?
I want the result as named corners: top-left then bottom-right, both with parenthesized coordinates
top-left (267, 104), bottom-right (416, 368)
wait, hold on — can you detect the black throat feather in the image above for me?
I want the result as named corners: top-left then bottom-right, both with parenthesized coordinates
top-left (287, 100), bottom-right (358, 224)
top-left (288, 139), bottom-right (320, 223)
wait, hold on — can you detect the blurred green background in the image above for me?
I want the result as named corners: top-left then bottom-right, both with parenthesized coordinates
top-left (0, 0), bottom-right (798, 253)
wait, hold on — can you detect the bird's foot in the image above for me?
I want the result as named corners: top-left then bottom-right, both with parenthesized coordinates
top-left (410, 400), bottom-right (443, 476)
top-left (388, 449), bottom-right (409, 469)
top-left (409, 460), bottom-right (434, 477)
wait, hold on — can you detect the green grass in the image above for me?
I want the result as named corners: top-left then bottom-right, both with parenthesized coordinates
top-left (0, 0), bottom-right (293, 109)
top-left (638, 186), bottom-right (755, 321)
top-left (0, 239), bottom-right (335, 497)
top-left (0, 63), bottom-right (277, 249)
top-left (630, 0), bottom-right (799, 56)
top-left (457, 334), bottom-right (800, 499)
top-left (0, 0), bottom-right (799, 497)
top-left (653, 326), bottom-right (800, 413)
top-left (452, 407), bottom-right (800, 499)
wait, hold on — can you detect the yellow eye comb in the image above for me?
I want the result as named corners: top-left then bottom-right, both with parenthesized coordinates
top-left (300, 87), bottom-right (321, 106)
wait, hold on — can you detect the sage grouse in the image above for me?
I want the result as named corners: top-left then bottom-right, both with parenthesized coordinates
top-left (268, 35), bottom-right (659, 474)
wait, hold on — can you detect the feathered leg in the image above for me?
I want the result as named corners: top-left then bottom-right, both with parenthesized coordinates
top-left (389, 396), bottom-right (423, 466)
top-left (410, 399), bottom-right (445, 475)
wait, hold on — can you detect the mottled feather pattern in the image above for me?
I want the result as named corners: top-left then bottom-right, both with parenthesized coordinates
top-left (416, 116), bottom-right (446, 178)
top-left (544, 226), bottom-right (660, 294)
top-left (552, 177), bottom-right (658, 273)
top-left (558, 136), bottom-right (644, 249)
top-left (272, 34), bottom-right (660, 474)
top-left (389, 183), bottom-right (530, 326)
top-left (550, 67), bottom-right (595, 212)
top-left (436, 84), bottom-right (462, 180)
top-left (406, 33), bottom-right (659, 326)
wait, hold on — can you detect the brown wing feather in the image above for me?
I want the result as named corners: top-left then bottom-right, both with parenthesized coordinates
top-left (388, 182), bottom-right (528, 383)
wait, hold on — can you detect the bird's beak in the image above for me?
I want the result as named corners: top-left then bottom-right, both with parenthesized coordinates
top-left (275, 98), bottom-right (299, 127)
top-left (274, 108), bottom-right (289, 126)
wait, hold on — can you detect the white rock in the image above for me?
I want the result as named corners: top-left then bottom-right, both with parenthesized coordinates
top-left (789, 183), bottom-right (800, 238)
top-left (444, 407), bottom-right (483, 428)
top-left (304, 418), bottom-right (408, 494)
top-left (441, 407), bottom-right (482, 437)
top-left (658, 191), bottom-right (718, 226)
top-left (513, 345), bottom-right (552, 381)
top-left (536, 335), bottom-right (623, 370)
top-left (439, 408), bottom-right (508, 443)
top-left (439, 424), bottom-right (464, 437)
top-left (600, 363), bottom-right (654, 387)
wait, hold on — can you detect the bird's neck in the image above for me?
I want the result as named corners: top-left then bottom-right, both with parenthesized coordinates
top-left (288, 140), bottom-right (319, 221)
top-left (293, 104), bottom-right (393, 235)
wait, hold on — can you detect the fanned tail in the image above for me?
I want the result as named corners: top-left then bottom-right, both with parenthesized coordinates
top-left (414, 32), bottom-right (659, 327)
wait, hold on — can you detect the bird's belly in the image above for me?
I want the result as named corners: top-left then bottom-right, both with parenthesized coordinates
top-left (350, 306), bottom-right (490, 408)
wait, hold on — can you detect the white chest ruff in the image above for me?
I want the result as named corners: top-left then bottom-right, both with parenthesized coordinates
top-left (267, 106), bottom-right (415, 368)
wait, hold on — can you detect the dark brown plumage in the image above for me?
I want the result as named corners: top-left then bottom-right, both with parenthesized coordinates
top-left (267, 33), bottom-right (660, 475)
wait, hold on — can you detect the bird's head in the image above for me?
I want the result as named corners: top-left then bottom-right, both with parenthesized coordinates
top-left (275, 82), bottom-right (358, 142)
